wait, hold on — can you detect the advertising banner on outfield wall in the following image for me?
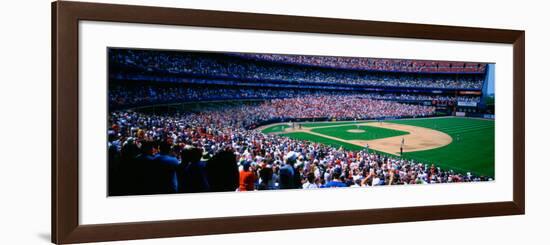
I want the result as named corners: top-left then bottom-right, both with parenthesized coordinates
top-left (457, 101), bottom-right (478, 107)
top-left (458, 91), bottom-right (482, 95)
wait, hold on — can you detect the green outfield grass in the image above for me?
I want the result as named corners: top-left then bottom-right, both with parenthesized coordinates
top-left (311, 125), bottom-right (408, 140)
top-left (261, 124), bottom-right (290, 133)
top-left (261, 121), bottom-right (370, 133)
top-left (261, 121), bottom-right (359, 133)
top-left (279, 132), bottom-right (397, 160)
top-left (301, 121), bottom-right (359, 128)
top-left (262, 117), bottom-right (495, 177)
top-left (280, 132), bottom-right (365, 151)
top-left (387, 117), bottom-right (494, 177)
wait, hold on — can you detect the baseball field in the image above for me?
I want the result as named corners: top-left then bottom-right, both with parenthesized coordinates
top-left (260, 117), bottom-right (495, 178)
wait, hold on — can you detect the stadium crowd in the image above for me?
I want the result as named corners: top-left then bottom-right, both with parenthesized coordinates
top-left (109, 84), bottom-right (480, 109)
top-left (252, 96), bottom-right (435, 122)
top-left (109, 86), bottom-right (359, 109)
top-left (108, 96), bottom-right (489, 196)
top-left (232, 53), bottom-right (487, 73)
top-left (110, 49), bottom-right (485, 89)
top-left (107, 49), bottom-right (491, 196)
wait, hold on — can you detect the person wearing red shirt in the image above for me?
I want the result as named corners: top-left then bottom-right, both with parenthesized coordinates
top-left (239, 162), bottom-right (256, 191)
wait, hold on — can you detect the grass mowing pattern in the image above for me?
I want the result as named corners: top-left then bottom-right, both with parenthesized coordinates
top-left (311, 125), bottom-right (408, 140)
top-left (280, 132), bottom-right (391, 156)
top-left (301, 121), bottom-right (360, 128)
top-left (261, 121), bottom-right (368, 133)
top-left (388, 117), bottom-right (494, 177)
top-left (264, 117), bottom-right (494, 178)
top-left (280, 132), bottom-right (365, 151)
top-left (261, 124), bottom-right (290, 133)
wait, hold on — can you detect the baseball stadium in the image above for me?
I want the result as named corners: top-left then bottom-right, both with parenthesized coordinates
top-left (107, 48), bottom-right (495, 196)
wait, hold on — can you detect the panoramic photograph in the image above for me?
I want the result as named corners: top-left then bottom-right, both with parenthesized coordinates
top-left (107, 48), bottom-right (495, 196)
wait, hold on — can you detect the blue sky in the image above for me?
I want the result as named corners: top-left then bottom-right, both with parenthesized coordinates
top-left (486, 63), bottom-right (495, 95)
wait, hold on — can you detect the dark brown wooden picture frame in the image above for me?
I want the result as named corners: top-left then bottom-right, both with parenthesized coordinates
top-left (52, 1), bottom-right (525, 244)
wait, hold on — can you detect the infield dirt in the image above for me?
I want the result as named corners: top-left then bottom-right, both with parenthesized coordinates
top-left (264, 121), bottom-right (452, 156)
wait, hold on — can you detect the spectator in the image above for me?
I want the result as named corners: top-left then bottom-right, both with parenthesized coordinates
top-left (146, 141), bottom-right (180, 194)
top-left (258, 162), bottom-right (274, 190)
top-left (179, 146), bottom-right (210, 193)
top-left (239, 161), bottom-right (256, 191)
top-left (279, 153), bottom-right (297, 189)
top-left (206, 148), bottom-right (239, 192)
top-left (322, 167), bottom-right (347, 188)
top-left (302, 172), bottom-right (319, 189)
top-left (132, 140), bottom-right (158, 195)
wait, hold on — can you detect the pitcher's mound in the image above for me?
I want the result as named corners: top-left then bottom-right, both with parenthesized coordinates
top-left (347, 129), bottom-right (365, 133)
